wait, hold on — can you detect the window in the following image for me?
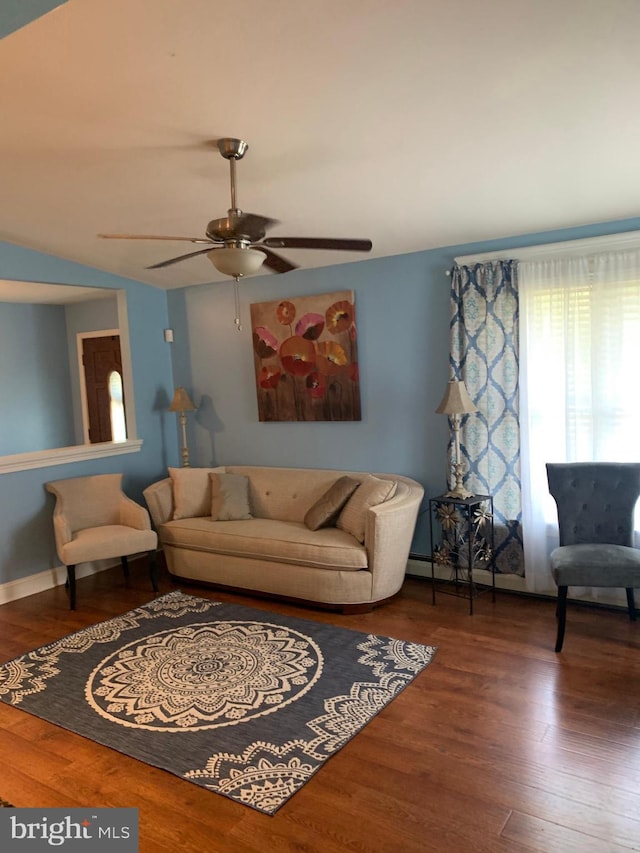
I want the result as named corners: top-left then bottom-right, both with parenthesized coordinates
top-left (108, 370), bottom-right (127, 443)
top-left (519, 251), bottom-right (640, 591)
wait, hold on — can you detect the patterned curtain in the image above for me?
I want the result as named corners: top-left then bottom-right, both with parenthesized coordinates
top-left (449, 261), bottom-right (524, 575)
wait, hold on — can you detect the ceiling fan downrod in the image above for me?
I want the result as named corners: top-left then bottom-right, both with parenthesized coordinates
top-left (218, 138), bottom-right (248, 217)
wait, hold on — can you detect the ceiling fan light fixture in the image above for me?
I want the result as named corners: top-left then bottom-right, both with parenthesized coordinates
top-left (207, 246), bottom-right (266, 278)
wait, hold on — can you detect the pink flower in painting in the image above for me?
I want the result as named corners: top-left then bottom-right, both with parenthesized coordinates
top-left (259, 365), bottom-right (282, 389)
top-left (295, 313), bottom-right (325, 341)
top-left (253, 326), bottom-right (279, 359)
top-left (279, 336), bottom-right (316, 377)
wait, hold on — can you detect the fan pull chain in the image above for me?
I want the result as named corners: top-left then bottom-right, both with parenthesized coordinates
top-left (234, 277), bottom-right (243, 331)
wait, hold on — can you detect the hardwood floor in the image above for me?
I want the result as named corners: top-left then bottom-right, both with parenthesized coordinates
top-left (1, 562), bottom-right (639, 852)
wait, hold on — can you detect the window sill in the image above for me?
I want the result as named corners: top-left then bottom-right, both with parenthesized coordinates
top-left (0, 439), bottom-right (143, 474)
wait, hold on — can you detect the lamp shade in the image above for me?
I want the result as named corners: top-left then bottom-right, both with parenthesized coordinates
top-left (435, 379), bottom-right (477, 415)
top-left (207, 247), bottom-right (266, 278)
top-left (168, 387), bottom-right (197, 413)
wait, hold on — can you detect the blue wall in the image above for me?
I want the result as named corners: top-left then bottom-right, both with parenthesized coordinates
top-left (2, 215), bottom-right (640, 589)
top-left (0, 302), bottom-right (75, 454)
top-left (167, 216), bottom-right (640, 557)
top-left (0, 241), bottom-right (177, 585)
top-left (0, 0), bottom-right (66, 39)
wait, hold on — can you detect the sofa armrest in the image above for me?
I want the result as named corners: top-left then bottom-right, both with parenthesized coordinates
top-left (51, 503), bottom-right (72, 553)
top-left (143, 478), bottom-right (174, 529)
top-left (364, 477), bottom-right (424, 601)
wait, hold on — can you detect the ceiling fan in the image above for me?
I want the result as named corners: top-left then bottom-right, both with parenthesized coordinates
top-left (98, 138), bottom-right (373, 280)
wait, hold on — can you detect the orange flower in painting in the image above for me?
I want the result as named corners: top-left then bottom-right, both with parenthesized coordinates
top-left (259, 365), bottom-right (281, 389)
top-left (276, 301), bottom-right (296, 325)
top-left (305, 371), bottom-right (326, 398)
top-left (253, 325), bottom-right (279, 359)
top-left (295, 312), bottom-right (325, 340)
top-left (325, 300), bottom-right (354, 334)
top-left (280, 336), bottom-right (316, 377)
top-left (315, 340), bottom-right (348, 375)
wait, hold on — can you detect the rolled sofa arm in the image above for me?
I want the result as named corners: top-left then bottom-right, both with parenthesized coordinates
top-left (143, 478), bottom-right (174, 529)
top-left (364, 476), bottom-right (424, 602)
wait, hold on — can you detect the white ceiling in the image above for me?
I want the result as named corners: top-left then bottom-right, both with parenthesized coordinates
top-left (2, 0), bottom-right (640, 290)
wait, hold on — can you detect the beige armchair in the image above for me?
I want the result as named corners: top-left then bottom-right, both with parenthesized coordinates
top-left (45, 473), bottom-right (159, 610)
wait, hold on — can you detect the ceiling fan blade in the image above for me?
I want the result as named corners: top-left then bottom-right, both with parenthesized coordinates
top-left (146, 247), bottom-right (215, 269)
top-left (99, 234), bottom-right (214, 244)
top-left (258, 247), bottom-right (298, 274)
top-left (261, 237), bottom-right (372, 252)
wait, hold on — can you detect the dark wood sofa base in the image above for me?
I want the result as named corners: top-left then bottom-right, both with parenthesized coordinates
top-left (167, 572), bottom-right (399, 614)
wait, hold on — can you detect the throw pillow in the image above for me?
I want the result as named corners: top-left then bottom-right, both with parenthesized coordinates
top-left (210, 472), bottom-right (253, 521)
top-left (303, 476), bottom-right (361, 531)
top-left (169, 466), bottom-right (225, 520)
top-left (337, 474), bottom-right (397, 543)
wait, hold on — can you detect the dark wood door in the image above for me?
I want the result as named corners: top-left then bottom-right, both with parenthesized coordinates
top-left (82, 335), bottom-right (124, 443)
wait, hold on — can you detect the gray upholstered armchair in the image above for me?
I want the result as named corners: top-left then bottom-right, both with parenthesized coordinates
top-left (46, 473), bottom-right (159, 610)
top-left (546, 462), bottom-right (640, 652)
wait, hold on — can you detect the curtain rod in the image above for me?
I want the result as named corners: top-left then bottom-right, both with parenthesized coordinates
top-left (445, 228), bottom-right (640, 274)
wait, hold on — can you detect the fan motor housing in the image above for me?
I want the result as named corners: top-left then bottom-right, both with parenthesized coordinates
top-left (206, 212), bottom-right (266, 243)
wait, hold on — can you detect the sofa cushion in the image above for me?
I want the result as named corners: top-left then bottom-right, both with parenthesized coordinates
top-left (337, 474), bottom-right (397, 543)
top-left (304, 476), bottom-right (361, 531)
top-left (169, 467), bottom-right (225, 520)
top-left (159, 517), bottom-right (368, 571)
top-left (210, 473), bottom-right (253, 521)
top-left (226, 466), bottom-right (365, 523)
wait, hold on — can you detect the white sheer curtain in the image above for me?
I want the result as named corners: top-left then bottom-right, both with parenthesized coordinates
top-left (519, 251), bottom-right (640, 598)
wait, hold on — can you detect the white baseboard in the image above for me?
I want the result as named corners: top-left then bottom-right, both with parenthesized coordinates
top-left (406, 557), bottom-right (527, 592)
top-left (406, 558), bottom-right (630, 609)
top-left (0, 560), bottom-right (117, 606)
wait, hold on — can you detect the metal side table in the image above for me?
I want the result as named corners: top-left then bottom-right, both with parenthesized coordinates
top-left (429, 494), bottom-right (495, 615)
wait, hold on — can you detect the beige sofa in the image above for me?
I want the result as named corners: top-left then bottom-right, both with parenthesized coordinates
top-left (143, 465), bottom-right (424, 611)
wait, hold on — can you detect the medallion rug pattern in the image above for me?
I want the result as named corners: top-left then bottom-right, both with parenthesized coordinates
top-left (0, 592), bottom-right (436, 814)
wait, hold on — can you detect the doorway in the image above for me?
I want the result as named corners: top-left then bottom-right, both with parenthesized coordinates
top-left (80, 332), bottom-right (127, 443)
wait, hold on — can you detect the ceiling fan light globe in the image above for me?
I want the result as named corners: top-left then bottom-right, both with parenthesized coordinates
top-left (208, 247), bottom-right (266, 278)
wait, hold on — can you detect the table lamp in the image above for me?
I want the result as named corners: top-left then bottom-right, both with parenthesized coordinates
top-left (436, 379), bottom-right (478, 499)
top-left (168, 387), bottom-right (197, 467)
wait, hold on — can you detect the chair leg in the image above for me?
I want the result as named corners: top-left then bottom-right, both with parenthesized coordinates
top-left (121, 555), bottom-right (130, 583)
top-left (148, 550), bottom-right (159, 594)
top-left (66, 565), bottom-right (77, 611)
top-left (626, 588), bottom-right (637, 622)
top-left (555, 586), bottom-right (568, 653)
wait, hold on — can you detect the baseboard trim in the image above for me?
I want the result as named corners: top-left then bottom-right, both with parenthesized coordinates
top-left (406, 556), bottom-right (527, 592)
top-left (0, 560), bottom-right (117, 606)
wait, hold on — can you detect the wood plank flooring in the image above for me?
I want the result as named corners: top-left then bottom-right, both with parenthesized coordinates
top-left (0, 562), bottom-right (639, 852)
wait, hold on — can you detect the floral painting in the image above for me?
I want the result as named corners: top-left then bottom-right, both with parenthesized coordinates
top-left (250, 290), bottom-right (361, 422)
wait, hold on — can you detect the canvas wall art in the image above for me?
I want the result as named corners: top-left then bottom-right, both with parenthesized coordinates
top-left (250, 289), bottom-right (361, 422)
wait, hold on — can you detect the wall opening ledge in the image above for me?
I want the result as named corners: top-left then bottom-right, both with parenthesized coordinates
top-left (0, 439), bottom-right (143, 474)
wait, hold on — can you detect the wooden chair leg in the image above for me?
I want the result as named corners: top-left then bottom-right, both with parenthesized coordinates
top-left (626, 588), bottom-right (637, 622)
top-left (555, 586), bottom-right (568, 653)
top-left (66, 565), bottom-right (77, 611)
top-left (121, 555), bottom-right (130, 583)
top-left (148, 550), bottom-right (159, 594)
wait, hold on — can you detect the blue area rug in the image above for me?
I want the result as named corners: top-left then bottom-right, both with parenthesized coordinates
top-left (0, 592), bottom-right (436, 814)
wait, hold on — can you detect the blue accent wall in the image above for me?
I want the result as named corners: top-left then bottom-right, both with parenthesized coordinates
top-left (0, 241), bottom-right (177, 585)
top-left (167, 216), bottom-right (640, 558)
top-left (2, 215), bottom-right (640, 589)
top-left (0, 302), bottom-right (75, 454)
top-left (0, 0), bottom-right (66, 39)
